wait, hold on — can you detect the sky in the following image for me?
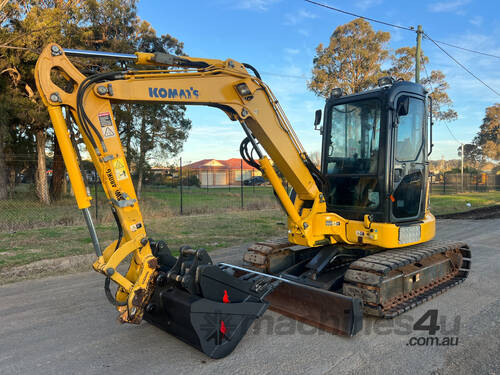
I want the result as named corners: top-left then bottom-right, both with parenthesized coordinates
top-left (137, 0), bottom-right (500, 164)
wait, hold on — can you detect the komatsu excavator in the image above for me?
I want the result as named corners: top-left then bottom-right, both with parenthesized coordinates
top-left (35, 44), bottom-right (470, 358)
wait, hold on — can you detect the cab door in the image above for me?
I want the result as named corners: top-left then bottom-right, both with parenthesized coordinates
top-left (391, 95), bottom-right (427, 222)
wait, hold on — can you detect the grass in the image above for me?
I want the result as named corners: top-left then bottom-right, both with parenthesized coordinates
top-left (0, 209), bottom-right (286, 269)
top-left (429, 191), bottom-right (500, 215)
top-left (0, 187), bottom-right (498, 270)
top-left (0, 185), bottom-right (280, 232)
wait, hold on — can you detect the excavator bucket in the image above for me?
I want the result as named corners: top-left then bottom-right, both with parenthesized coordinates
top-left (143, 242), bottom-right (274, 359)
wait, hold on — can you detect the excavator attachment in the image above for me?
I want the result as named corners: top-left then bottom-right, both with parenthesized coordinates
top-left (143, 241), bottom-right (273, 358)
top-left (142, 241), bottom-right (362, 358)
top-left (219, 263), bottom-right (363, 337)
top-left (265, 281), bottom-right (363, 336)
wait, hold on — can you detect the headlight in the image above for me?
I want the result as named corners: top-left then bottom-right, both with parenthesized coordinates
top-left (399, 225), bottom-right (421, 245)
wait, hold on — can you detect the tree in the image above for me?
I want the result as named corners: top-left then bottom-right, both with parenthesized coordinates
top-left (0, 0), bottom-right (84, 204)
top-left (474, 103), bottom-right (500, 161)
top-left (113, 21), bottom-right (191, 197)
top-left (309, 18), bottom-right (390, 97)
top-left (309, 20), bottom-right (456, 124)
top-left (389, 47), bottom-right (457, 122)
top-left (1, 0), bottom-right (192, 203)
top-left (458, 143), bottom-right (482, 168)
top-left (0, 0), bottom-right (140, 203)
top-left (132, 103), bottom-right (191, 197)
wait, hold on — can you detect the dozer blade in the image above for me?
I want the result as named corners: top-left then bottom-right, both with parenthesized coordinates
top-left (220, 263), bottom-right (363, 337)
top-left (266, 282), bottom-right (363, 336)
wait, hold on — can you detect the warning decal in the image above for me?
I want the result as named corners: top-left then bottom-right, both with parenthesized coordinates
top-left (114, 158), bottom-right (127, 181)
top-left (98, 112), bottom-right (113, 127)
top-left (103, 126), bottom-right (115, 138)
top-left (98, 112), bottom-right (115, 139)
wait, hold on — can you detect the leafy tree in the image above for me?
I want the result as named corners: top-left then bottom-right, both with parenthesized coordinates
top-left (0, 0), bottom-right (192, 203)
top-left (0, 0), bottom-right (83, 204)
top-left (457, 143), bottom-right (482, 168)
top-left (474, 103), bottom-right (500, 161)
top-left (309, 18), bottom-right (390, 96)
top-left (132, 103), bottom-right (191, 197)
top-left (309, 19), bottom-right (456, 123)
top-left (389, 47), bottom-right (456, 121)
top-left (113, 20), bottom-right (191, 197)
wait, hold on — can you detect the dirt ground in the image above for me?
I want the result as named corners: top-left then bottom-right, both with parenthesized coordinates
top-left (0, 218), bottom-right (498, 375)
top-left (436, 204), bottom-right (500, 220)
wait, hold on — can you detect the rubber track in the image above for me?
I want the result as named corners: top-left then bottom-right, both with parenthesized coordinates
top-left (343, 240), bottom-right (471, 318)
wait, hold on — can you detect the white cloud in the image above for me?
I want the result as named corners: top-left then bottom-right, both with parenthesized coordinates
top-left (428, 0), bottom-right (470, 13)
top-left (469, 15), bottom-right (483, 27)
top-left (284, 48), bottom-right (300, 55)
top-left (298, 28), bottom-right (310, 37)
top-left (284, 9), bottom-right (317, 25)
top-left (356, 0), bottom-right (383, 11)
top-left (235, 0), bottom-right (280, 11)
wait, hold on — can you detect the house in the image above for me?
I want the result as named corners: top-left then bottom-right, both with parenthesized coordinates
top-left (186, 158), bottom-right (261, 186)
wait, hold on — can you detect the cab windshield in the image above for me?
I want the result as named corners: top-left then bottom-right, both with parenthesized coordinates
top-left (325, 98), bottom-right (382, 209)
top-left (327, 99), bottom-right (381, 175)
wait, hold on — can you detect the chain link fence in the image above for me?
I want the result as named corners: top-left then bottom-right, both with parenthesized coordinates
top-left (2, 157), bottom-right (498, 234)
top-left (430, 172), bottom-right (500, 195)
top-left (0, 158), bottom-right (284, 234)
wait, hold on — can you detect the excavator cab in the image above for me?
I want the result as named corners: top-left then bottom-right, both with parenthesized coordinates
top-left (320, 80), bottom-right (430, 224)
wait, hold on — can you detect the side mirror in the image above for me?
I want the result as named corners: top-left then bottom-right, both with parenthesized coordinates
top-left (314, 109), bottom-right (322, 131)
top-left (397, 96), bottom-right (409, 117)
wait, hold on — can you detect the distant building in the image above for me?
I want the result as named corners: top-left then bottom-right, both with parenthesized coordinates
top-left (186, 158), bottom-right (261, 186)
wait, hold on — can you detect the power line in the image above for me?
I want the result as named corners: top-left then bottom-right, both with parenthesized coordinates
top-left (422, 59), bottom-right (463, 145)
top-left (431, 40), bottom-right (500, 60)
top-left (423, 32), bottom-right (500, 97)
top-left (304, 0), bottom-right (414, 31)
top-left (305, 0), bottom-right (500, 61)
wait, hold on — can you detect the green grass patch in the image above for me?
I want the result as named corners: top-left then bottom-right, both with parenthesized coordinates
top-left (1, 187), bottom-right (498, 270)
top-left (0, 185), bottom-right (280, 232)
top-left (0, 209), bottom-right (286, 270)
top-left (430, 191), bottom-right (500, 215)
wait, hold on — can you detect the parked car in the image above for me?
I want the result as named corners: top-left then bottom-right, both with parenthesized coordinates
top-left (243, 176), bottom-right (266, 186)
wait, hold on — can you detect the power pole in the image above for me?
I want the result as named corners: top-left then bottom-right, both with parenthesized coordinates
top-left (461, 143), bottom-right (464, 193)
top-left (179, 157), bottom-right (183, 215)
top-left (415, 25), bottom-right (423, 83)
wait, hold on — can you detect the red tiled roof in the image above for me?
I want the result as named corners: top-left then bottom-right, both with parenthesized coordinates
top-left (186, 158), bottom-right (257, 170)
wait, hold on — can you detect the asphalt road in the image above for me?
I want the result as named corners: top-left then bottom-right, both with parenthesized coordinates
top-left (0, 218), bottom-right (499, 375)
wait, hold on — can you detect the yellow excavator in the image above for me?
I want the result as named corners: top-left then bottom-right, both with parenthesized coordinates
top-left (35, 43), bottom-right (470, 358)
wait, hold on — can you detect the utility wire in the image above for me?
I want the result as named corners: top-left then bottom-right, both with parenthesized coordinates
top-left (423, 33), bottom-right (500, 97)
top-left (431, 40), bottom-right (500, 59)
top-left (305, 0), bottom-right (500, 61)
top-left (422, 59), bottom-right (463, 145)
top-left (304, 0), bottom-right (414, 31)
